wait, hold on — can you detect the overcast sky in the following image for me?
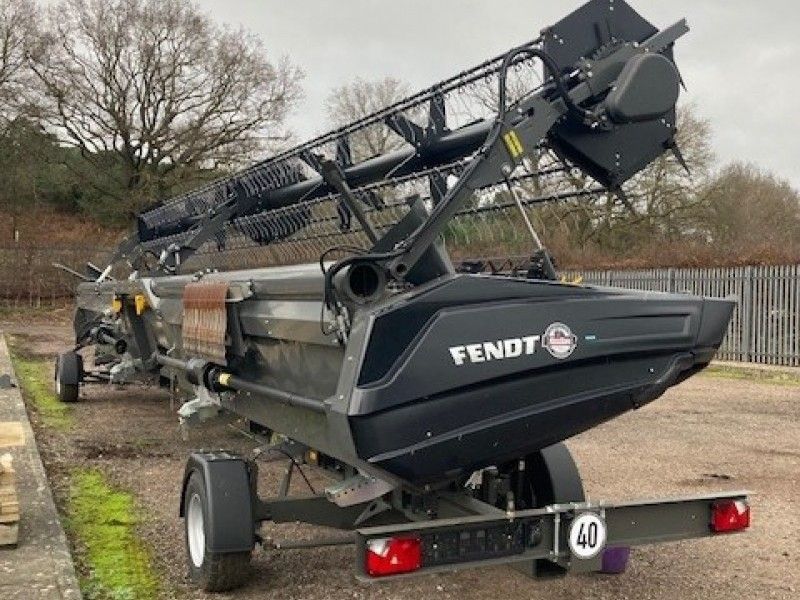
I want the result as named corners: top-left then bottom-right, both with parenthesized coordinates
top-left (195, 0), bottom-right (800, 189)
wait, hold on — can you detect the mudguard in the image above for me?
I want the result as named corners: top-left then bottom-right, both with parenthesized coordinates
top-left (518, 442), bottom-right (586, 579)
top-left (528, 442), bottom-right (585, 506)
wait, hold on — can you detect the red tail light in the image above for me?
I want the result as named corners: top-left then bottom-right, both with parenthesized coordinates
top-left (365, 536), bottom-right (422, 577)
top-left (711, 499), bottom-right (750, 533)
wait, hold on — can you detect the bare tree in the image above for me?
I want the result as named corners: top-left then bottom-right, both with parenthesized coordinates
top-left (702, 162), bottom-right (800, 251)
top-left (623, 104), bottom-right (714, 234)
top-left (0, 0), bottom-right (38, 123)
top-left (325, 77), bottom-right (410, 161)
top-left (27, 0), bottom-right (303, 215)
top-left (542, 104), bottom-right (715, 250)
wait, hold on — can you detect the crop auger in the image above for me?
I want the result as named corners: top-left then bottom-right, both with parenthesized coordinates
top-left (56, 0), bottom-right (748, 591)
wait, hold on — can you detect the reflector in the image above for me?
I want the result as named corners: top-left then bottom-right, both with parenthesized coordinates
top-left (710, 499), bottom-right (750, 533)
top-left (365, 536), bottom-right (422, 577)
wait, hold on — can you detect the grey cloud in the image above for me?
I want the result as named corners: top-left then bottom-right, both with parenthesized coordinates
top-left (196, 0), bottom-right (800, 188)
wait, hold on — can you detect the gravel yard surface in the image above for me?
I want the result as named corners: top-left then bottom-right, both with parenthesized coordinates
top-left (3, 313), bottom-right (798, 600)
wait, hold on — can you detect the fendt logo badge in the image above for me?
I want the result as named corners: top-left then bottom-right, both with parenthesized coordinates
top-left (449, 322), bottom-right (577, 366)
top-left (542, 322), bottom-right (578, 359)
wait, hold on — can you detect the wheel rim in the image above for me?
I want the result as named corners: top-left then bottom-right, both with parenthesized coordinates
top-left (187, 493), bottom-right (205, 568)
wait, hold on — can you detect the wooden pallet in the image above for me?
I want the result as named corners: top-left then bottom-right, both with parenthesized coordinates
top-left (0, 452), bottom-right (18, 546)
top-left (0, 422), bottom-right (24, 449)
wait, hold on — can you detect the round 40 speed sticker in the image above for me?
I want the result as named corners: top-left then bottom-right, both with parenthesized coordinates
top-left (568, 512), bottom-right (607, 559)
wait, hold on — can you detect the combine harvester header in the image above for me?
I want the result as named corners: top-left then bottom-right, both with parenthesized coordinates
top-left (57, 0), bottom-right (749, 592)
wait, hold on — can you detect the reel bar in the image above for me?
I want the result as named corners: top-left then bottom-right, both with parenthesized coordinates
top-left (138, 160), bottom-right (572, 257)
top-left (113, 0), bottom-right (688, 279)
top-left (139, 41), bottom-right (543, 230)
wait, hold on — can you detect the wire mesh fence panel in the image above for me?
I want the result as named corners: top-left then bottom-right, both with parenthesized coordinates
top-left (0, 245), bottom-right (114, 308)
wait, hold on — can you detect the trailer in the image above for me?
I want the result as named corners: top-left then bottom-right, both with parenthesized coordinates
top-left (57, 0), bottom-right (749, 591)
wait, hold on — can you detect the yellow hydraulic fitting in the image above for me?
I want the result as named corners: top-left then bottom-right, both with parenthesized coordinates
top-left (134, 294), bottom-right (149, 315)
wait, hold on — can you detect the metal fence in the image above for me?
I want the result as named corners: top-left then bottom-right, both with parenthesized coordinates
top-left (567, 265), bottom-right (800, 367)
top-left (0, 245), bottom-right (113, 308)
top-left (1, 243), bottom-right (798, 366)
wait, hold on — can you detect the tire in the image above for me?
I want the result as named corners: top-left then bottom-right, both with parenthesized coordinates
top-left (54, 352), bottom-right (82, 403)
top-left (183, 471), bottom-right (252, 592)
top-left (502, 444), bottom-right (587, 579)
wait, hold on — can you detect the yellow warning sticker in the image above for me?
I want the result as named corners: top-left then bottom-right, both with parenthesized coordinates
top-left (503, 130), bottom-right (525, 159)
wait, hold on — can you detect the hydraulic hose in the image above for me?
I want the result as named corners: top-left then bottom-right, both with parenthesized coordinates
top-left (497, 44), bottom-right (594, 124)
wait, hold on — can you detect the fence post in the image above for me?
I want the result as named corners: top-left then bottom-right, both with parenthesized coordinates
top-left (742, 266), bottom-right (754, 363)
top-left (667, 267), bottom-right (675, 293)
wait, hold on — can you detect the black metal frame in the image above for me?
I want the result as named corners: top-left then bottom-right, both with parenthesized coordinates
top-left (353, 491), bottom-right (750, 580)
top-left (185, 442), bottom-right (749, 583)
top-left (99, 0), bottom-right (688, 287)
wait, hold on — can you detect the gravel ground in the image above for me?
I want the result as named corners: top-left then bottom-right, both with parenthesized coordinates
top-left (3, 313), bottom-right (799, 600)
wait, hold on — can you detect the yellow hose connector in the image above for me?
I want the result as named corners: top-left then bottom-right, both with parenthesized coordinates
top-left (134, 294), bottom-right (149, 315)
top-left (559, 275), bottom-right (584, 286)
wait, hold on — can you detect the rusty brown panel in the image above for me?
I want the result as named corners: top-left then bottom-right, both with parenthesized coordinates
top-left (182, 281), bottom-right (229, 365)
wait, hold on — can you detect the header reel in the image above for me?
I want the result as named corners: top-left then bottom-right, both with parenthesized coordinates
top-left (106, 0), bottom-right (686, 300)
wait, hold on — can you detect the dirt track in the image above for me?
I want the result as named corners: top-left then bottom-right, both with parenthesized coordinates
top-left (3, 315), bottom-right (799, 600)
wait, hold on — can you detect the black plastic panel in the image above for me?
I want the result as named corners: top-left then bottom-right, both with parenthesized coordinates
top-left (349, 276), bottom-right (734, 484)
top-left (542, 0), bottom-right (657, 71)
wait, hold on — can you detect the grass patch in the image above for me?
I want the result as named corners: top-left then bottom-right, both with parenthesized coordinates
top-left (9, 348), bottom-right (72, 430)
top-left (68, 469), bottom-right (160, 600)
top-left (703, 364), bottom-right (800, 387)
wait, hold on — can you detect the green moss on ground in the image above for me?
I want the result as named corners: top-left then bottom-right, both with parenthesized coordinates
top-left (68, 470), bottom-right (161, 600)
top-left (9, 349), bottom-right (73, 430)
top-left (703, 364), bottom-right (800, 387)
top-left (8, 342), bottom-right (163, 598)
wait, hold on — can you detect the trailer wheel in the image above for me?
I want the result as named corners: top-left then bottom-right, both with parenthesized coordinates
top-left (504, 443), bottom-right (587, 579)
top-left (54, 352), bottom-right (82, 403)
top-left (183, 471), bottom-right (252, 592)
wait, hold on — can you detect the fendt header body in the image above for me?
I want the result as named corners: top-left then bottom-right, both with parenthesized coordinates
top-left (70, 0), bottom-right (721, 486)
top-left (59, 0), bottom-right (748, 591)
